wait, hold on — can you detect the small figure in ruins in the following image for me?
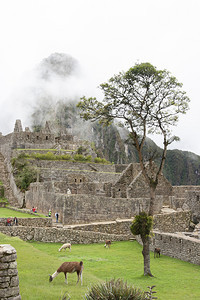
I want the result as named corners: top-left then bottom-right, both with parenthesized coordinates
top-left (67, 188), bottom-right (71, 195)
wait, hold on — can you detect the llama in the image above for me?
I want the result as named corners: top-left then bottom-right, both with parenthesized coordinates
top-left (104, 240), bottom-right (111, 248)
top-left (49, 261), bottom-right (83, 285)
top-left (59, 243), bottom-right (71, 252)
top-left (154, 247), bottom-right (161, 258)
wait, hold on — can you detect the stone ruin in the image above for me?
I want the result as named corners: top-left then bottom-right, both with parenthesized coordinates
top-left (0, 244), bottom-right (21, 300)
top-left (0, 119), bottom-right (200, 226)
top-left (0, 119), bottom-right (200, 265)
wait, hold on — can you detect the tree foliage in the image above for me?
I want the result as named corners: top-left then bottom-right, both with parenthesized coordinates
top-left (130, 212), bottom-right (153, 238)
top-left (11, 154), bottom-right (38, 192)
top-left (77, 62), bottom-right (190, 208)
top-left (78, 62), bottom-right (190, 277)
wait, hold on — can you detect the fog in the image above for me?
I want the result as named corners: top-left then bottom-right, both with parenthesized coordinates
top-left (0, 0), bottom-right (200, 155)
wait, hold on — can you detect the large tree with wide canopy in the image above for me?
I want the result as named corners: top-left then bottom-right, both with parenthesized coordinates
top-left (77, 62), bottom-right (190, 276)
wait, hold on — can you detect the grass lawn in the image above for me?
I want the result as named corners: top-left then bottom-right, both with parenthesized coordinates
top-left (0, 207), bottom-right (46, 218)
top-left (0, 233), bottom-right (200, 299)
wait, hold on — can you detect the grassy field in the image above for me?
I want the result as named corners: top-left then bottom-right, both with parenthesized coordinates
top-left (0, 207), bottom-right (46, 218)
top-left (0, 233), bottom-right (200, 299)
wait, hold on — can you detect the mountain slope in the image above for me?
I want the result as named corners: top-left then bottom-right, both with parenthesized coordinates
top-left (30, 101), bottom-right (200, 186)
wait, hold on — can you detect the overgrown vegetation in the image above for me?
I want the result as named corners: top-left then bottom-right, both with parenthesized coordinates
top-left (130, 212), bottom-right (153, 238)
top-left (84, 278), bottom-right (146, 299)
top-left (11, 153), bottom-right (38, 191)
top-left (14, 151), bottom-right (111, 164)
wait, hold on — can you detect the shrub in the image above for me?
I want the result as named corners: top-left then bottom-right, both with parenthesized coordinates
top-left (130, 212), bottom-right (153, 238)
top-left (94, 157), bottom-right (110, 164)
top-left (12, 154), bottom-right (38, 191)
top-left (15, 165), bottom-right (38, 192)
top-left (84, 278), bottom-right (146, 300)
top-left (73, 154), bottom-right (90, 162)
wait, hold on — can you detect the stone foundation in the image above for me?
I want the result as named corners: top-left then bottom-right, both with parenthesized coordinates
top-left (0, 244), bottom-right (21, 300)
top-left (0, 226), bottom-right (127, 244)
top-left (0, 217), bottom-right (52, 227)
top-left (136, 231), bottom-right (200, 265)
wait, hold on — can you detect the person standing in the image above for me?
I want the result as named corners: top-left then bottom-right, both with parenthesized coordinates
top-left (55, 212), bottom-right (59, 223)
top-left (48, 209), bottom-right (51, 217)
top-left (13, 217), bottom-right (18, 226)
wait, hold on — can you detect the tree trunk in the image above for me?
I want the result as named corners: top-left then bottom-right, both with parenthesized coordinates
top-left (142, 235), bottom-right (153, 277)
top-left (148, 184), bottom-right (156, 216)
top-left (141, 184), bottom-right (156, 277)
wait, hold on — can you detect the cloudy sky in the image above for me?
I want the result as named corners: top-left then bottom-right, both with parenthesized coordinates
top-left (0, 0), bottom-right (200, 154)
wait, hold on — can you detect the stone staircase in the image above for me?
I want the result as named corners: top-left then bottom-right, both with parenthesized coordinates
top-left (0, 152), bottom-right (17, 206)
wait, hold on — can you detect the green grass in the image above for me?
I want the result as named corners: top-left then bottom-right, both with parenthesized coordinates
top-left (0, 208), bottom-right (46, 218)
top-left (0, 233), bottom-right (199, 299)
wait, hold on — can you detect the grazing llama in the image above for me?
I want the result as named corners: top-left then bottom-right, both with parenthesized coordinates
top-left (59, 243), bottom-right (71, 252)
top-left (154, 247), bottom-right (161, 258)
top-left (104, 240), bottom-right (111, 248)
top-left (49, 261), bottom-right (83, 285)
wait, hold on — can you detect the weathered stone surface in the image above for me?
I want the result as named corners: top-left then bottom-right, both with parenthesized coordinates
top-left (9, 261), bottom-right (17, 269)
top-left (10, 275), bottom-right (19, 287)
top-left (0, 245), bottom-right (21, 299)
top-left (0, 286), bottom-right (20, 298)
top-left (0, 217), bottom-right (52, 227)
top-left (136, 231), bottom-right (200, 265)
top-left (0, 262), bottom-right (9, 269)
top-left (7, 296), bottom-right (21, 300)
top-left (0, 253), bottom-right (17, 263)
top-left (0, 281), bottom-right (10, 288)
top-left (0, 276), bottom-right (9, 282)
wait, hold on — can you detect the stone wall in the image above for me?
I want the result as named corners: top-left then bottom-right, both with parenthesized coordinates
top-left (0, 226), bottom-right (127, 244)
top-left (0, 217), bottom-right (52, 227)
top-left (0, 244), bottom-right (21, 300)
top-left (153, 210), bottom-right (191, 233)
top-left (66, 219), bottom-right (133, 237)
top-left (107, 163), bottom-right (172, 214)
top-left (127, 168), bottom-right (172, 205)
top-left (136, 231), bottom-right (200, 265)
top-left (171, 186), bottom-right (200, 223)
top-left (25, 183), bottom-right (150, 224)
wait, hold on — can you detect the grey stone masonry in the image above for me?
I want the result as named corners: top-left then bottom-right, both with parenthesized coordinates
top-left (0, 226), bottom-right (127, 244)
top-left (0, 244), bottom-right (21, 299)
top-left (0, 217), bottom-right (52, 227)
top-left (0, 152), bottom-right (16, 206)
top-left (137, 231), bottom-right (200, 265)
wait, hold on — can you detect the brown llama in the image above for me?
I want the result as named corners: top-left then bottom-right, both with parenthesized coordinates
top-left (154, 248), bottom-right (161, 258)
top-left (49, 261), bottom-right (83, 285)
top-left (104, 240), bottom-right (111, 248)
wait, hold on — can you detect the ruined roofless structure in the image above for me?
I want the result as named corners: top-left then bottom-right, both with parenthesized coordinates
top-left (0, 119), bottom-right (200, 227)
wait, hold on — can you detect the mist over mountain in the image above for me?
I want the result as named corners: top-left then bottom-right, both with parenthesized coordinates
top-left (30, 100), bottom-right (200, 186)
top-left (12, 51), bottom-right (197, 186)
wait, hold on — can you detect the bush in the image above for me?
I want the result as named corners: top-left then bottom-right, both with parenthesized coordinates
top-left (130, 212), bottom-right (153, 238)
top-left (73, 154), bottom-right (92, 162)
top-left (94, 157), bottom-right (110, 164)
top-left (84, 278), bottom-right (146, 300)
top-left (12, 154), bottom-right (38, 191)
top-left (15, 165), bottom-right (38, 192)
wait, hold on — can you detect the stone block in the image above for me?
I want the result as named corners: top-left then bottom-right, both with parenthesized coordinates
top-left (10, 275), bottom-right (19, 287)
top-left (0, 286), bottom-right (20, 298)
top-left (0, 253), bottom-right (17, 263)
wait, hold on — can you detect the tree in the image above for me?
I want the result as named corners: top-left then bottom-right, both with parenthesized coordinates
top-left (77, 62), bottom-right (190, 276)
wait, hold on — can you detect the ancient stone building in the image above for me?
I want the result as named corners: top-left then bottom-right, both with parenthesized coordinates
top-left (0, 120), bottom-right (200, 226)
